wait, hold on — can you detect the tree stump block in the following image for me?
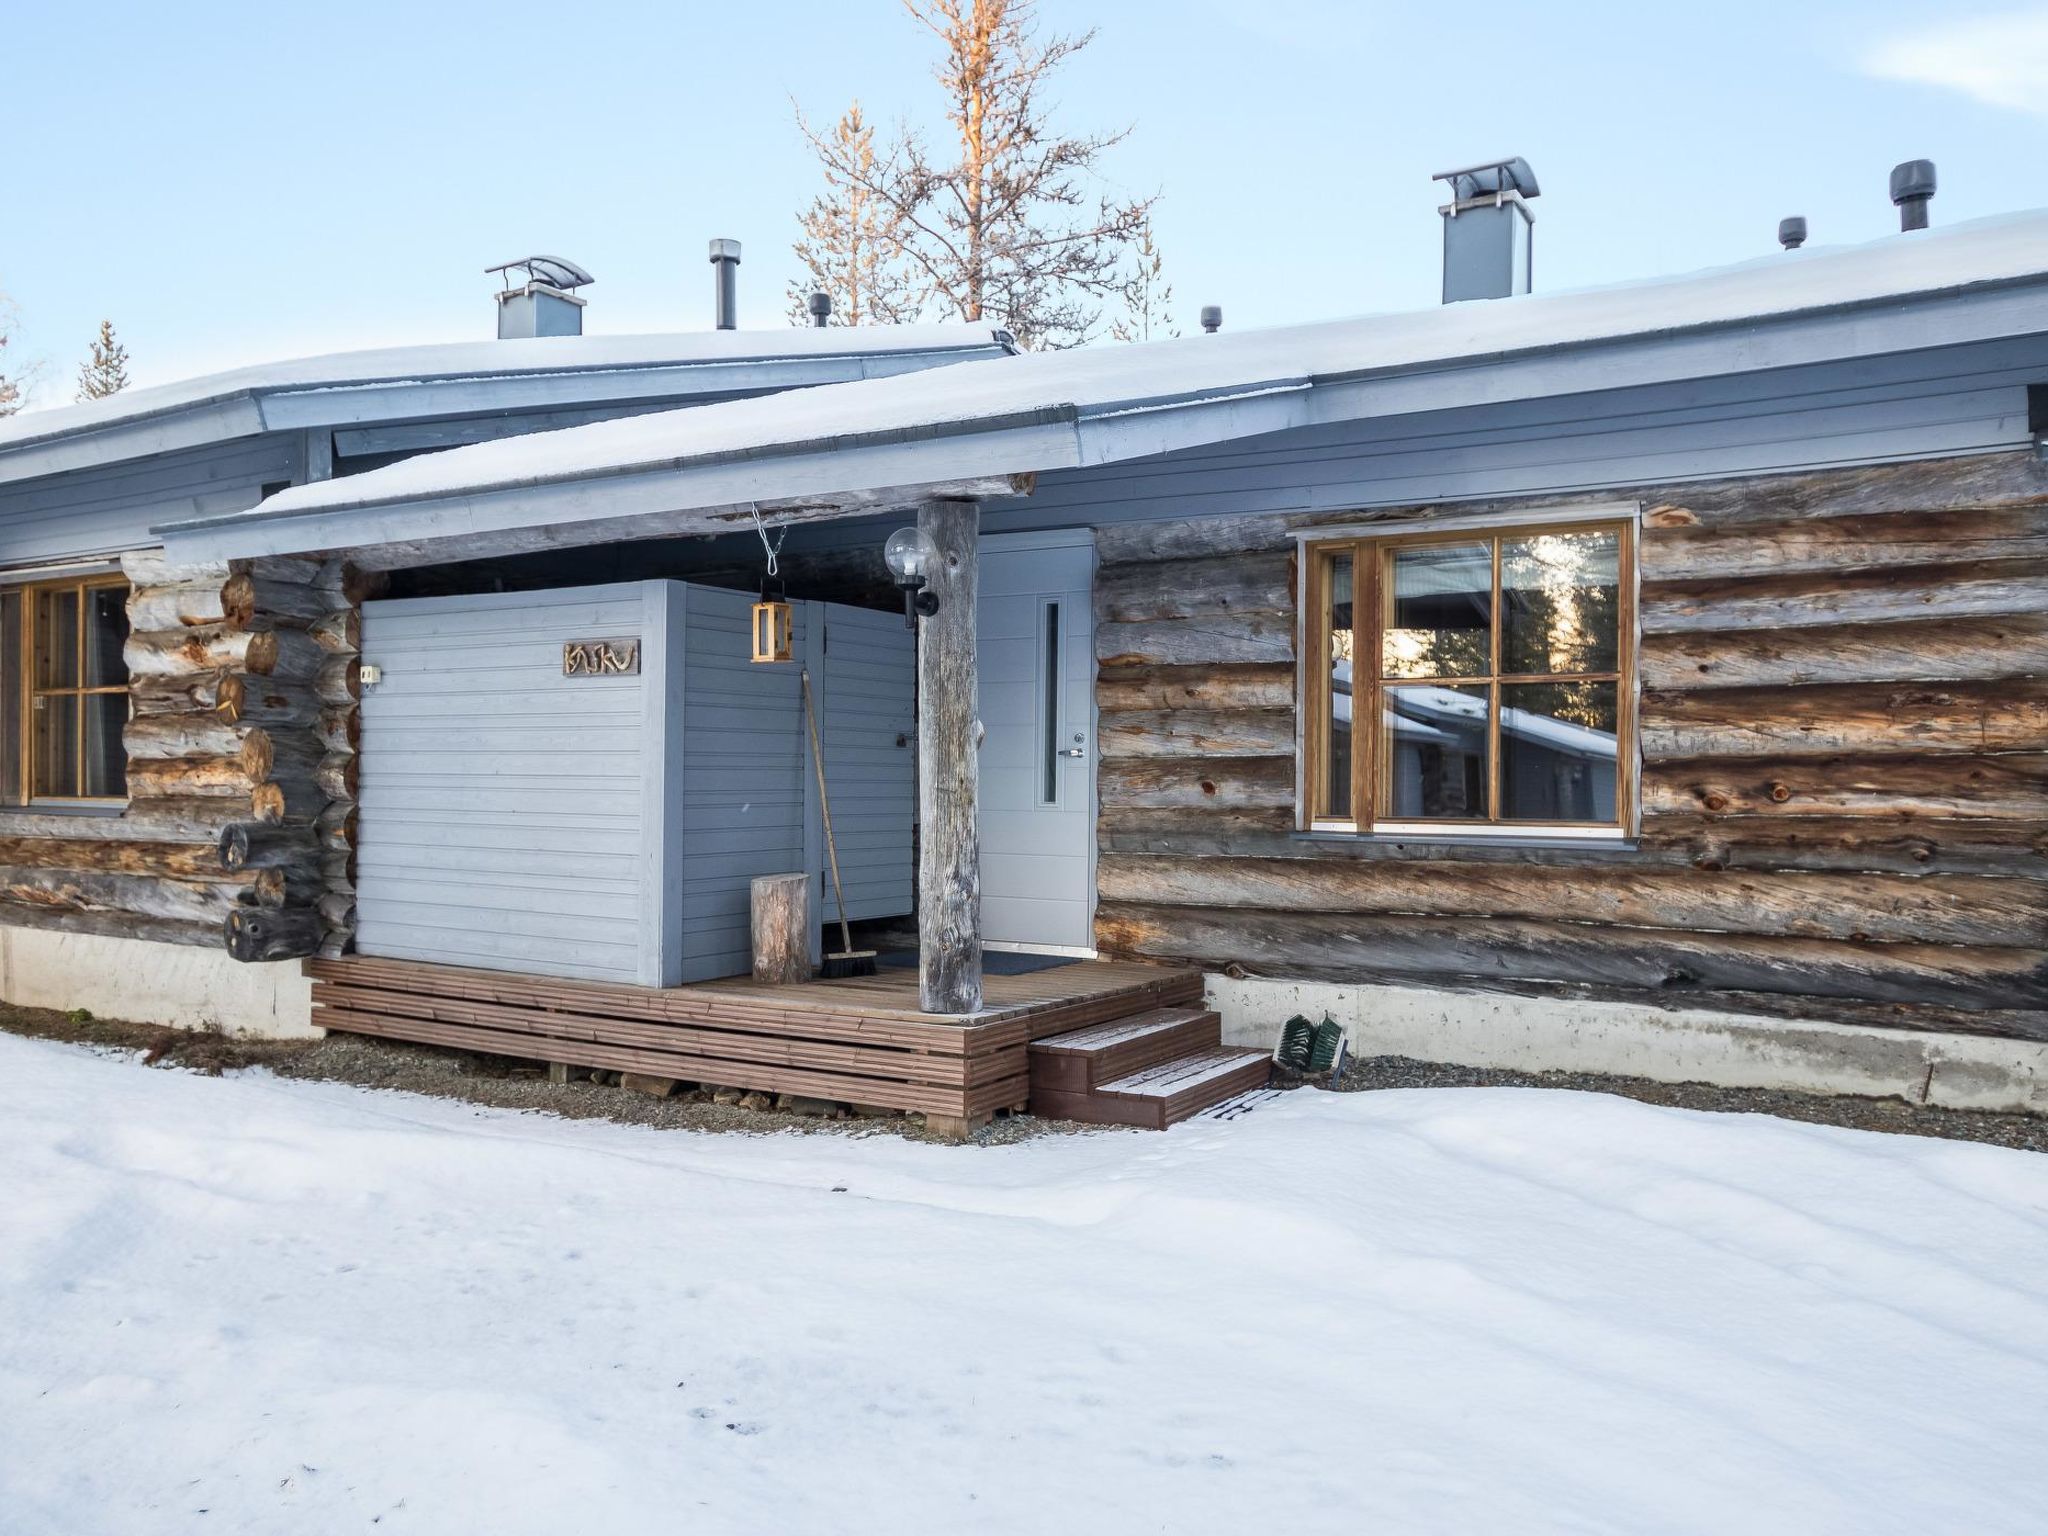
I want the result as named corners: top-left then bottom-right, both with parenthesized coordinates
top-left (750, 873), bottom-right (812, 984)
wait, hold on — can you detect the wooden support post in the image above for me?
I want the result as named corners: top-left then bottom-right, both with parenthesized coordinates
top-left (751, 872), bottom-right (813, 984)
top-left (917, 498), bottom-right (983, 1015)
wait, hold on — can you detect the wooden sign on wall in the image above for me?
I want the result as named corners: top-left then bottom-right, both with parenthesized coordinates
top-left (562, 638), bottom-right (641, 677)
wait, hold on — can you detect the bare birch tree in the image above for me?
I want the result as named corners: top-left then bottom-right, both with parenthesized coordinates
top-left (1109, 217), bottom-right (1175, 342)
top-left (76, 319), bottom-right (131, 401)
top-left (0, 288), bottom-right (25, 418)
top-left (796, 0), bottom-right (1155, 348)
top-left (787, 103), bottom-right (924, 327)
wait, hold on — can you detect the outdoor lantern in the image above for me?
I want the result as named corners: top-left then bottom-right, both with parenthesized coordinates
top-left (751, 580), bottom-right (794, 663)
top-left (883, 526), bottom-right (941, 630)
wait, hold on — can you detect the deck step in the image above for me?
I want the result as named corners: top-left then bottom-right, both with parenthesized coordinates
top-left (1027, 1007), bottom-right (1221, 1094)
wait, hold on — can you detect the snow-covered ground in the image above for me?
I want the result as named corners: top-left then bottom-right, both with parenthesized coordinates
top-left (4, 1032), bottom-right (2046, 1535)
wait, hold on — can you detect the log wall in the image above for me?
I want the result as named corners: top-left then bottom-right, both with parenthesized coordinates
top-left (1091, 451), bottom-right (2048, 1042)
top-left (0, 552), bottom-right (370, 965)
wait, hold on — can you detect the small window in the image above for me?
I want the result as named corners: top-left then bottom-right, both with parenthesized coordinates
top-left (1304, 520), bottom-right (1632, 835)
top-left (2, 575), bottom-right (130, 805)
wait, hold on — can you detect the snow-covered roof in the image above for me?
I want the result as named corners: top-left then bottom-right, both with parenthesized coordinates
top-left (0, 324), bottom-right (1013, 482)
top-left (163, 211), bottom-right (2048, 564)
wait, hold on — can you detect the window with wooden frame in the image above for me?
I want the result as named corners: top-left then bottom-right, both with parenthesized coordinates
top-left (1303, 516), bottom-right (1634, 837)
top-left (0, 574), bottom-right (130, 806)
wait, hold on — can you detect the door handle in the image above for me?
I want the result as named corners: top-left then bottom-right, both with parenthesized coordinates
top-left (1058, 746), bottom-right (1086, 758)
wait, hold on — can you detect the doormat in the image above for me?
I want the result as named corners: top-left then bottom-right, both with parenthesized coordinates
top-left (876, 950), bottom-right (1079, 977)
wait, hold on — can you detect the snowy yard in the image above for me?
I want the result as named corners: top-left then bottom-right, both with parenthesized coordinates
top-left (4, 1033), bottom-right (2047, 1535)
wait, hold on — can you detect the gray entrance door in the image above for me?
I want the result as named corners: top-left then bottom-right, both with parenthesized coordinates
top-left (976, 530), bottom-right (1096, 953)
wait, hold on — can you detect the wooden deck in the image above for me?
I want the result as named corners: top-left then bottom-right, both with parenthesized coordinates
top-left (305, 955), bottom-right (1206, 1127)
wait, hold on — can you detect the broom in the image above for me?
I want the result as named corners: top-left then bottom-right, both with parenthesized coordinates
top-left (800, 667), bottom-right (876, 978)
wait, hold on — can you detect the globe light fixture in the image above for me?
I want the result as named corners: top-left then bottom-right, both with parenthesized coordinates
top-left (883, 526), bottom-right (941, 629)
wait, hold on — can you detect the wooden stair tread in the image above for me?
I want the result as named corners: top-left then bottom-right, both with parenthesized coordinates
top-left (1100, 1048), bottom-right (1271, 1100)
top-left (1029, 1007), bottom-right (1213, 1055)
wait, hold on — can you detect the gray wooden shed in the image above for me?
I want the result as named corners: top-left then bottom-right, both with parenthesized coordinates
top-left (353, 579), bottom-right (913, 986)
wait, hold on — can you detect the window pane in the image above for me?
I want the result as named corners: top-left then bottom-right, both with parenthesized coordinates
top-left (1384, 684), bottom-right (1489, 820)
top-left (1324, 553), bottom-right (1354, 818)
top-left (33, 694), bottom-right (77, 798)
top-left (33, 588), bottom-right (79, 689)
top-left (1501, 681), bottom-right (1619, 823)
top-left (85, 585), bottom-right (130, 689)
top-left (1383, 542), bottom-right (1491, 678)
top-left (1502, 530), bottom-right (1621, 676)
top-left (1041, 601), bottom-right (1061, 804)
top-left (83, 692), bottom-right (128, 799)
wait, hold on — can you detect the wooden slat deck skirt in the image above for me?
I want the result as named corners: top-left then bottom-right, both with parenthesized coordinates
top-left (305, 956), bottom-right (1207, 1119)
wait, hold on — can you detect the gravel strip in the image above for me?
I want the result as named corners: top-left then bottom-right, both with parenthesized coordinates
top-left (0, 1005), bottom-right (1112, 1147)
top-left (1323, 1053), bottom-right (2048, 1155)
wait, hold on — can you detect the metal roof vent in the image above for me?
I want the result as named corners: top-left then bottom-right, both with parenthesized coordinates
top-left (1778, 217), bottom-right (1808, 251)
top-left (709, 239), bottom-right (742, 330)
top-left (807, 291), bottom-right (832, 327)
top-left (1200, 305), bottom-right (1222, 334)
top-left (1891, 159), bottom-right (1936, 231)
top-left (487, 255), bottom-right (594, 339)
top-left (1433, 156), bottom-right (1540, 303)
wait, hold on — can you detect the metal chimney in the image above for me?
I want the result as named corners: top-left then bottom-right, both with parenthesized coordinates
top-left (709, 238), bottom-right (742, 329)
top-left (807, 291), bottom-right (832, 327)
top-left (486, 255), bottom-right (594, 338)
top-left (1891, 160), bottom-right (1936, 231)
top-left (1778, 217), bottom-right (1808, 251)
top-left (1433, 157), bottom-right (1540, 303)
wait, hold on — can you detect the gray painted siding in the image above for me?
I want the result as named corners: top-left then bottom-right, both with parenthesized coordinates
top-left (357, 583), bottom-right (670, 985)
top-left (815, 602), bottom-right (916, 923)
top-left (1006, 338), bottom-right (2048, 531)
top-left (0, 433), bottom-right (302, 566)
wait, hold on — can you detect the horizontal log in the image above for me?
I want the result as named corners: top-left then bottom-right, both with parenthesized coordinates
top-left (312, 560), bottom-right (388, 605)
top-left (1640, 615), bottom-right (2048, 690)
top-left (0, 836), bottom-right (218, 877)
top-left (310, 608), bottom-right (361, 654)
top-left (317, 892), bottom-right (357, 930)
top-left (126, 574), bottom-right (254, 632)
top-left (225, 905), bottom-right (322, 963)
top-left (251, 776), bottom-right (329, 825)
top-left (316, 655), bottom-right (361, 706)
top-left (1642, 753), bottom-right (2048, 820)
top-left (246, 578), bottom-right (331, 627)
top-left (219, 822), bottom-right (321, 873)
top-left (1099, 755), bottom-right (1294, 811)
top-left (0, 865), bottom-right (261, 924)
top-left (123, 715), bottom-right (250, 764)
top-left (1095, 807), bottom-right (2048, 879)
top-left (123, 626), bottom-right (277, 680)
top-left (1094, 902), bottom-right (2048, 1011)
top-left (1097, 612), bottom-right (1295, 668)
top-left (1098, 708), bottom-right (1295, 760)
top-left (1095, 550), bottom-right (1294, 624)
top-left (315, 753), bottom-right (359, 801)
top-left (231, 679), bottom-right (322, 729)
top-left (320, 850), bottom-right (356, 891)
top-left (316, 708), bottom-right (360, 754)
top-left (1641, 681), bottom-right (2048, 759)
top-left (1096, 853), bottom-right (2045, 948)
top-left (0, 899), bottom-right (221, 950)
top-left (1641, 558), bottom-right (2048, 635)
top-left (117, 795), bottom-right (256, 837)
top-left (1640, 505), bottom-right (2048, 582)
top-left (125, 755), bottom-right (266, 800)
top-left (315, 802), bottom-right (358, 852)
top-left (120, 552), bottom-right (323, 588)
top-left (132, 673), bottom-right (239, 719)
top-left (1094, 663), bottom-right (1296, 712)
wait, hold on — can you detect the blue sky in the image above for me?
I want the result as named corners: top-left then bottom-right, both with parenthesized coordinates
top-left (7, 1), bottom-right (2046, 400)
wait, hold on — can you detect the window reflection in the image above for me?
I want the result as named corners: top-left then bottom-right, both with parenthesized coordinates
top-left (1502, 530), bottom-right (1619, 675)
top-left (1500, 682), bottom-right (1618, 822)
top-left (1384, 684), bottom-right (1489, 820)
top-left (1326, 554), bottom-right (1353, 819)
top-left (1383, 542), bottom-right (1490, 678)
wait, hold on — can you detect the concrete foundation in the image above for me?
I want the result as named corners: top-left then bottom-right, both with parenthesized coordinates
top-left (1206, 973), bottom-right (2048, 1116)
top-left (0, 927), bottom-right (317, 1039)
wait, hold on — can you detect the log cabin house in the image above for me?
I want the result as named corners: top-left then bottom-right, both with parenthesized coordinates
top-left (1, 188), bottom-right (2044, 1131)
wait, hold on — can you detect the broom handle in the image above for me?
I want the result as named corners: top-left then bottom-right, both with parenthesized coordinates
top-left (800, 668), bottom-right (855, 955)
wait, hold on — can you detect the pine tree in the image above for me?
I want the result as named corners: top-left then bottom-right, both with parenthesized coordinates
top-left (796, 0), bottom-right (1155, 349)
top-left (787, 102), bottom-right (924, 327)
top-left (1109, 218), bottom-right (1175, 342)
top-left (76, 319), bottom-right (130, 402)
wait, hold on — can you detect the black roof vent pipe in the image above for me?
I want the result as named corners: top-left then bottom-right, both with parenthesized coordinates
top-left (1891, 160), bottom-right (1936, 231)
top-left (1778, 217), bottom-right (1808, 251)
top-left (1200, 305), bottom-right (1222, 334)
top-left (709, 239), bottom-right (742, 329)
top-left (807, 291), bottom-right (832, 327)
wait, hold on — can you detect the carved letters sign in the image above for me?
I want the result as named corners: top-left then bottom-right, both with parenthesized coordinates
top-left (562, 638), bottom-right (641, 677)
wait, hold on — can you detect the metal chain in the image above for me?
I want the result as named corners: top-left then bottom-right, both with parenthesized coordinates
top-left (748, 501), bottom-right (785, 577)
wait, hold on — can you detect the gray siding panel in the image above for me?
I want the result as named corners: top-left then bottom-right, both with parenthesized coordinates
top-left (0, 434), bottom-right (301, 565)
top-left (816, 603), bottom-right (915, 922)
